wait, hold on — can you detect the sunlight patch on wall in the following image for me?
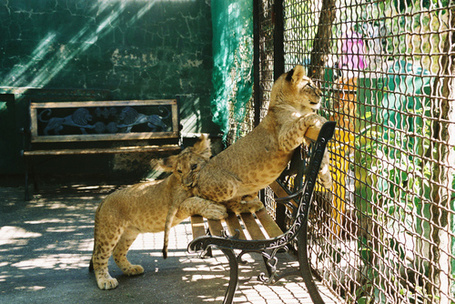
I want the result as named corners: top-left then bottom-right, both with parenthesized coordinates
top-left (1, 0), bottom-right (159, 89)
top-left (2, 33), bottom-right (57, 87)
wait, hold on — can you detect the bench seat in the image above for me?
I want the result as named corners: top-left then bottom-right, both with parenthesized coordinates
top-left (191, 208), bottom-right (283, 241)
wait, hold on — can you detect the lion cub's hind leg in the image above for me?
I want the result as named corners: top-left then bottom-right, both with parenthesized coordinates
top-left (224, 194), bottom-right (264, 214)
top-left (113, 228), bottom-right (144, 276)
top-left (180, 197), bottom-right (228, 220)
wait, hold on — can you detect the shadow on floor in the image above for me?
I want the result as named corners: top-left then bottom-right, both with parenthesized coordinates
top-left (0, 182), bottom-right (337, 304)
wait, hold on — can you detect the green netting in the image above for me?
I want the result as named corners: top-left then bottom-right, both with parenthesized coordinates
top-left (210, 0), bottom-right (253, 141)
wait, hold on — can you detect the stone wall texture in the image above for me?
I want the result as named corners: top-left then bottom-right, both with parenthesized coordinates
top-left (0, 0), bottom-right (216, 174)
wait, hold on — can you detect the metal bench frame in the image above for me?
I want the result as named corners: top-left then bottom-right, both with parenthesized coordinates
top-left (188, 121), bottom-right (336, 304)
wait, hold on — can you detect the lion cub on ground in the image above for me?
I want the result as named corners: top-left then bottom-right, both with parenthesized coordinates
top-left (89, 135), bottom-right (226, 290)
top-left (178, 65), bottom-right (332, 222)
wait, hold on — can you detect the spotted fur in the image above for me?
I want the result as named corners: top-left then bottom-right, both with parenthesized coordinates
top-left (178, 65), bottom-right (332, 222)
top-left (89, 135), bottom-right (227, 290)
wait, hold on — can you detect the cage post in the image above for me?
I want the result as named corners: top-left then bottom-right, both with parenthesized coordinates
top-left (273, 0), bottom-right (284, 80)
top-left (272, 0), bottom-right (287, 231)
top-left (253, 0), bottom-right (261, 127)
top-left (428, 8), bottom-right (455, 301)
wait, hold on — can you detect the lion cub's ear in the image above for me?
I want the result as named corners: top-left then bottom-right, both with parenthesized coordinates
top-left (193, 134), bottom-right (211, 159)
top-left (286, 64), bottom-right (306, 85)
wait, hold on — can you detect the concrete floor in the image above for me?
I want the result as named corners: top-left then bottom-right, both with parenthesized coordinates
top-left (0, 181), bottom-right (338, 304)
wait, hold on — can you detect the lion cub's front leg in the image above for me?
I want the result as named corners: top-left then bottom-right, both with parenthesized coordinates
top-left (279, 113), bottom-right (327, 152)
top-left (280, 113), bottom-right (332, 188)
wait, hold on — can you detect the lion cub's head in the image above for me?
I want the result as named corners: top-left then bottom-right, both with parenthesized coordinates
top-left (270, 65), bottom-right (322, 113)
top-left (156, 135), bottom-right (211, 190)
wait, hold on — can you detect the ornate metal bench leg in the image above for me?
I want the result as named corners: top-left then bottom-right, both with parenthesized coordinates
top-left (298, 226), bottom-right (325, 304)
top-left (262, 254), bottom-right (273, 277)
top-left (221, 249), bottom-right (239, 304)
top-left (203, 228), bottom-right (213, 258)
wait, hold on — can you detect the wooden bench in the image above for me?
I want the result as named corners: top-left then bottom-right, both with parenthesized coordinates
top-left (21, 99), bottom-right (181, 200)
top-left (188, 121), bottom-right (336, 304)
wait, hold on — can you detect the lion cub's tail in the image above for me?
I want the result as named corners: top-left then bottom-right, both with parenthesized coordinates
top-left (162, 204), bottom-right (179, 259)
top-left (89, 198), bottom-right (106, 271)
top-left (89, 258), bottom-right (94, 272)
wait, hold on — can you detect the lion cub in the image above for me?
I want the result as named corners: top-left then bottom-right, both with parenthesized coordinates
top-left (179, 65), bottom-right (332, 219)
top-left (89, 135), bottom-right (226, 290)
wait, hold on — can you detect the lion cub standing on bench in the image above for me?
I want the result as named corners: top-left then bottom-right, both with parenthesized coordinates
top-left (89, 135), bottom-right (226, 290)
top-left (176, 65), bottom-right (332, 222)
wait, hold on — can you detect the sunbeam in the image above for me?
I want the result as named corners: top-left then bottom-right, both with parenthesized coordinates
top-left (1, 0), bottom-right (159, 89)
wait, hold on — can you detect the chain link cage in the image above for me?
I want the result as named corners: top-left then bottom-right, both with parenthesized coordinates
top-left (251, 0), bottom-right (455, 303)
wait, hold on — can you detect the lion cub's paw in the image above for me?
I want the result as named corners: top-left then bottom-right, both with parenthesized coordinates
top-left (320, 176), bottom-right (333, 189)
top-left (201, 203), bottom-right (228, 220)
top-left (123, 265), bottom-right (144, 276)
top-left (306, 113), bottom-right (327, 127)
top-left (245, 199), bottom-right (265, 213)
top-left (97, 277), bottom-right (119, 290)
top-left (229, 199), bottom-right (264, 214)
top-left (319, 160), bottom-right (333, 189)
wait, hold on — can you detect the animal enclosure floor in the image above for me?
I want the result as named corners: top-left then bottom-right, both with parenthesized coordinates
top-left (0, 182), bottom-right (339, 304)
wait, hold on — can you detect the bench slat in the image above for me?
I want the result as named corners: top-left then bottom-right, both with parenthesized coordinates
top-left (22, 144), bottom-right (181, 156)
top-left (224, 213), bottom-right (247, 240)
top-left (268, 180), bottom-right (289, 198)
top-left (207, 219), bottom-right (224, 237)
top-left (269, 180), bottom-right (299, 208)
top-left (190, 215), bottom-right (206, 239)
top-left (191, 209), bottom-right (280, 242)
top-left (240, 213), bottom-right (266, 240)
top-left (255, 209), bottom-right (283, 238)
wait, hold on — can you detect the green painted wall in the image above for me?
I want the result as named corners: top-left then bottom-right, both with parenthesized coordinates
top-left (0, 0), bottom-right (217, 174)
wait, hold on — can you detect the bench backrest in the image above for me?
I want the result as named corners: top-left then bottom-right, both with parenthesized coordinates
top-left (28, 99), bottom-right (179, 143)
top-left (269, 121), bottom-right (336, 246)
top-left (188, 121), bottom-right (336, 253)
top-left (275, 121), bottom-right (335, 204)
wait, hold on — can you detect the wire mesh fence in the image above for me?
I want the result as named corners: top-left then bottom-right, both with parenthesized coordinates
top-left (253, 0), bottom-right (455, 303)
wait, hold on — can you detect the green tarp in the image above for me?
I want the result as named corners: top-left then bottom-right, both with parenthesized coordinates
top-left (210, 0), bottom-right (253, 141)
